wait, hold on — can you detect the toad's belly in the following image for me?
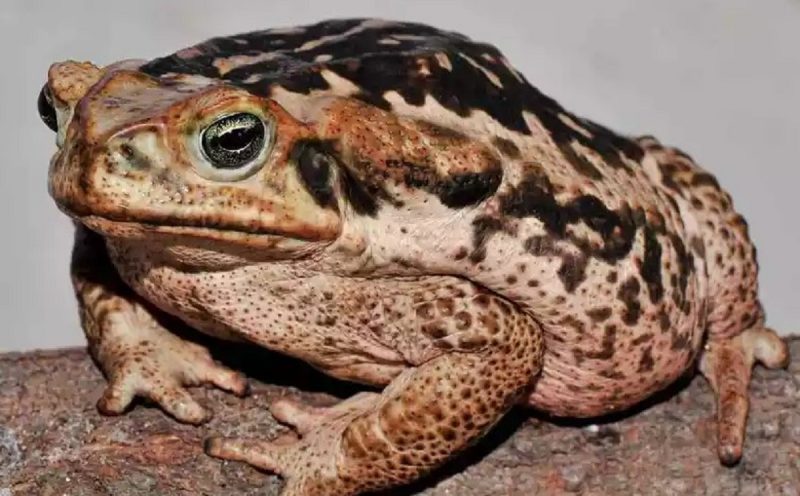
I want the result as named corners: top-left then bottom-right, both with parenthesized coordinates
top-left (525, 309), bottom-right (705, 417)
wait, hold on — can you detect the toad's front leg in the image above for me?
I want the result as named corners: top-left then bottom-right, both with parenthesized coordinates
top-left (206, 292), bottom-right (544, 496)
top-left (71, 225), bottom-right (248, 423)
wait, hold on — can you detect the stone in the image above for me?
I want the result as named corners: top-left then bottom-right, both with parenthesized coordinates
top-left (1, 338), bottom-right (798, 495)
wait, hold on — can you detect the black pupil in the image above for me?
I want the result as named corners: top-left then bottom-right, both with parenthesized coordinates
top-left (38, 85), bottom-right (58, 132)
top-left (202, 113), bottom-right (265, 169)
top-left (217, 126), bottom-right (255, 151)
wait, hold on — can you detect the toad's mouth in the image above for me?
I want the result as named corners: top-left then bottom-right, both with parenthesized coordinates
top-left (80, 214), bottom-right (321, 253)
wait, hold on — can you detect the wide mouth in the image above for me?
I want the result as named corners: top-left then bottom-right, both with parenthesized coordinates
top-left (80, 214), bottom-right (315, 253)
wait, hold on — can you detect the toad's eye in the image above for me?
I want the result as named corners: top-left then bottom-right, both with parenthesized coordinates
top-left (38, 84), bottom-right (58, 132)
top-left (200, 112), bottom-right (267, 170)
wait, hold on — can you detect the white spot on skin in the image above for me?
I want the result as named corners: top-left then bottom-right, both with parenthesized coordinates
top-left (315, 54), bottom-right (333, 63)
top-left (434, 52), bottom-right (452, 71)
top-left (296, 19), bottom-right (394, 52)
top-left (319, 69), bottom-right (362, 95)
top-left (175, 47), bottom-right (204, 59)
top-left (558, 113), bottom-right (594, 139)
top-left (382, 91), bottom-right (519, 142)
top-left (269, 85), bottom-right (348, 122)
top-left (641, 152), bottom-right (661, 179)
top-left (242, 74), bottom-right (263, 84)
top-left (213, 52), bottom-right (281, 76)
top-left (378, 38), bottom-right (401, 45)
top-left (390, 34), bottom-right (427, 41)
top-left (265, 26), bottom-right (307, 35)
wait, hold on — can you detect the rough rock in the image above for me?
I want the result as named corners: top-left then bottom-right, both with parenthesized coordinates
top-left (1, 338), bottom-right (798, 495)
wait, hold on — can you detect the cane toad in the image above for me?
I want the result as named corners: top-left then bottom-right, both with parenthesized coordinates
top-left (40, 18), bottom-right (789, 496)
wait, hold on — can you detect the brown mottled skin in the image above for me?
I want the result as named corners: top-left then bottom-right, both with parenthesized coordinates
top-left (40, 19), bottom-right (789, 496)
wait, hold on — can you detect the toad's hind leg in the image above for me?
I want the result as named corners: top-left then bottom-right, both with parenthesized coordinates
top-left (206, 291), bottom-right (544, 496)
top-left (699, 324), bottom-right (789, 464)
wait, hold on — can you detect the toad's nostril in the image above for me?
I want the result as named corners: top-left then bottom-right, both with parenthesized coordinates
top-left (38, 84), bottom-right (58, 132)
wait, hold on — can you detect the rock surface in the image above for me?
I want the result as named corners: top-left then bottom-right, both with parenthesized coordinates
top-left (1, 338), bottom-right (798, 495)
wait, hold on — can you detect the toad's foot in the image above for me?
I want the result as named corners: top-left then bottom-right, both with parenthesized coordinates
top-left (205, 392), bottom-right (380, 495)
top-left (699, 325), bottom-right (790, 465)
top-left (269, 392), bottom-right (379, 436)
top-left (95, 304), bottom-right (249, 424)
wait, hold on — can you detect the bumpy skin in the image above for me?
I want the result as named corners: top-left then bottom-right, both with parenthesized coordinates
top-left (42, 18), bottom-right (789, 495)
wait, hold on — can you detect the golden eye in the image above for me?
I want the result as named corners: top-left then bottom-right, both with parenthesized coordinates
top-left (200, 112), bottom-right (266, 169)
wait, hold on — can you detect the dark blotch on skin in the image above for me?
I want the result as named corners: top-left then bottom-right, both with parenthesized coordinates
top-left (658, 309), bottom-right (671, 332)
top-left (492, 137), bottom-right (521, 159)
top-left (691, 172), bottom-right (721, 190)
top-left (291, 140), bottom-right (336, 208)
top-left (670, 328), bottom-right (692, 351)
top-left (291, 139), bottom-right (395, 217)
top-left (690, 236), bottom-right (706, 259)
top-left (560, 315), bottom-right (586, 334)
top-left (558, 141), bottom-right (603, 180)
top-left (523, 235), bottom-right (588, 293)
top-left (669, 234), bottom-right (694, 311)
top-left (638, 346), bottom-right (655, 372)
top-left (415, 120), bottom-right (468, 140)
top-left (500, 168), bottom-right (562, 230)
top-left (586, 307), bottom-right (613, 322)
top-left (387, 159), bottom-right (503, 208)
top-left (470, 216), bottom-right (505, 264)
top-left (339, 166), bottom-right (381, 217)
top-left (524, 235), bottom-right (559, 257)
top-left (437, 170), bottom-right (503, 208)
top-left (641, 226), bottom-right (664, 303)
top-left (557, 253), bottom-right (588, 293)
top-left (585, 324), bottom-right (617, 360)
top-left (599, 368), bottom-right (626, 380)
top-left (631, 332), bottom-right (654, 346)
top-left (617, 277), bottom-right (641, 326)
top-left (501, 170), bottom-right (637, 264)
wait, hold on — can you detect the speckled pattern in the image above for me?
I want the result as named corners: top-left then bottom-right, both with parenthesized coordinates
top-left (39, 18), bottom-right (790, 495)
top-left (1, 342), bottom-right (798, 495)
